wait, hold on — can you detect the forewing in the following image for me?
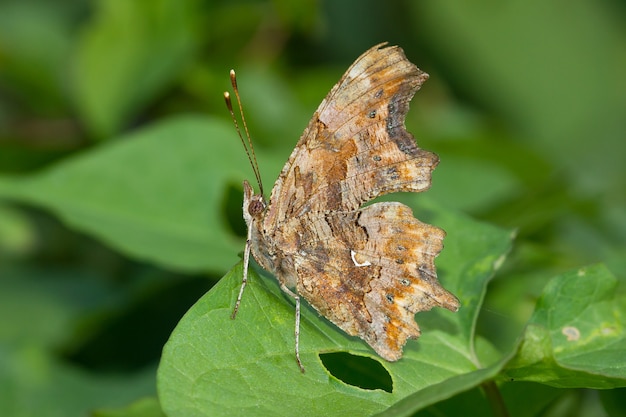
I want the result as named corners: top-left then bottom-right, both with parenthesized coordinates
top-left (263, 43), bottom-right (436, 230)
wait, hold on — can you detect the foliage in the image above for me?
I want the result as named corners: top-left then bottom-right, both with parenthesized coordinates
top-left (1, 0), bottom-right (625, 416)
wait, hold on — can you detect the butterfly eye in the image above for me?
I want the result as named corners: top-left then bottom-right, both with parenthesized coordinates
top-left (248, 199), bottom-right (265, 216)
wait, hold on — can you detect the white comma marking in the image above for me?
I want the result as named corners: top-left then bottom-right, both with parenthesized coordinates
top-left (350, 250), bottom-right (372, 267)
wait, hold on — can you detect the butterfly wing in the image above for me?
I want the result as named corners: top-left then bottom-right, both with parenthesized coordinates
top-left (258, 43), bottom-right (458, 360)
top-left (263, 43), bottom-right (437, 227)
top-left (289, 202), bottom-right (458, 360)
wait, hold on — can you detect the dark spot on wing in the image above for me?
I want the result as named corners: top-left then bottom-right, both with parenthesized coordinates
top-left (386, 92), bottom-right (419, 155)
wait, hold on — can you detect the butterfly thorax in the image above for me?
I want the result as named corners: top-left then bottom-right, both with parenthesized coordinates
top-left (242, 180), bottom-right (298, 289)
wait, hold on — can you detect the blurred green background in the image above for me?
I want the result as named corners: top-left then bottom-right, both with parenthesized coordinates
top-left (0, 0), bottom-right (624, 415)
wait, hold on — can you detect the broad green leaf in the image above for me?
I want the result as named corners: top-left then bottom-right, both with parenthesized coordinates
top-left (502, 264), bottom-right (626, 388)
top-left (73, 0), bottom-right (199, 137)
top-left (0, 116), bottom-right (254, 273)
top-left (157, 208), bottom-right (513, 417)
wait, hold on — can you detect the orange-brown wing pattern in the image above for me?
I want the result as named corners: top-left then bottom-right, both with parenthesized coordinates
top-left (284, 201), bottom-right (458, 360)
top-left (263, 43), bottom-right (436, 229)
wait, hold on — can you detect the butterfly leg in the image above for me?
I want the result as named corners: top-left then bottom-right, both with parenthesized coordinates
top-left (232, 221), bottom-right (254, 319)
top-left (279, 283), bottom-right (305, 373)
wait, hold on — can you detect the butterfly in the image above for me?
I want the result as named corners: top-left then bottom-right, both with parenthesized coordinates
top-left (224, 43), bottom-right (459, 372)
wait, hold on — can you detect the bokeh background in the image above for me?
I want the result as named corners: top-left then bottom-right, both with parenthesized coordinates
top-left (0, 0), bottom-right (624, 415)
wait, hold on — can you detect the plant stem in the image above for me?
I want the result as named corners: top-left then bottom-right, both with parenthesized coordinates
top-left (482, 380), bottom-right (509, 417)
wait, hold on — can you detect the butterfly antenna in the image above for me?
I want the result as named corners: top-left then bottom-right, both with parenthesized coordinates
top-left (224, 70), bottom-right (264, 195)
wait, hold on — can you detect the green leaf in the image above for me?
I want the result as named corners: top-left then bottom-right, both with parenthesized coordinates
top-left (157, 207), bottom-right (513, 417)
top-left (73, 0), bottom-right (199, 137)
top-left (0, 116), bottom-right (249, 273)
top-left (502, 264), bottom-right (626, 388)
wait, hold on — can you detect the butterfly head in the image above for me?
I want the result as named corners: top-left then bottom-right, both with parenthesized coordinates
top-left (242, 180), bottom-right (266, 227)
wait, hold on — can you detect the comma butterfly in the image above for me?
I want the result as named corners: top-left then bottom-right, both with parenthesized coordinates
top-left (224, 43), bottom-right (459, 372)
